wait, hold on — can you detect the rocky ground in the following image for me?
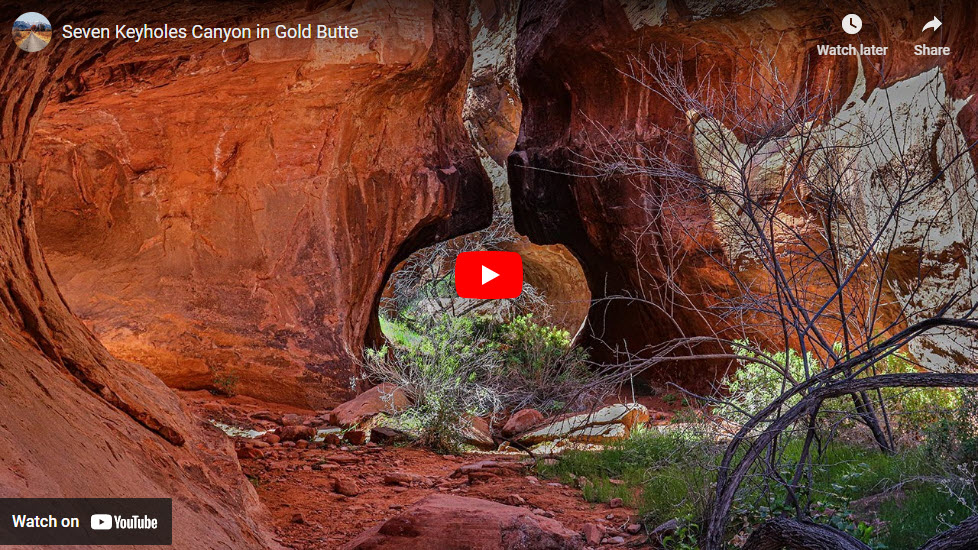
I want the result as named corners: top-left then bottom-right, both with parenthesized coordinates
top-left (180, 390), bottom-right (663, 549)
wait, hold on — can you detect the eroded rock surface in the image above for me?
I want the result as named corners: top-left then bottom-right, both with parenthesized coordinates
top-left (465, 0), bottom-right (591, 334)
top-left (342, 494), bottom-right (584, 549)
top-left (515, 403), bottom-right (650, 445)
top-left (509, 0), bottom-right (978, 386)
top-left (28, 0), bottom-right (492, 407)
top-left (0, 2), bottom-right (288, 547)
top-left (331, 383), bottom-right (411, 428)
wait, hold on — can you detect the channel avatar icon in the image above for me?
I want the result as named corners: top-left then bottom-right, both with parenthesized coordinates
top-left (455, 251), bottom-right (523, 299)
top-left (13, 12), bottom-right (52, 52)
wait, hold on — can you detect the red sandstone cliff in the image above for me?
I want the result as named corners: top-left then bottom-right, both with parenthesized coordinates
top-left (1, 0), bottom-right (482, 546)
top-left (0, 4), bottom-right (287, 548)
top-left (509, 0), bottom-right (978, 386)
top-left (27, 0), bottom-right (491, 407)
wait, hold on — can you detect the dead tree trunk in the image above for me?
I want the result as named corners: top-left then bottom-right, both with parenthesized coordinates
top-left (743, 517), bottom-right (871, 550)
top-left (917, 513), bottom-right (978, 550)
top-left (705, 370), bottom-right (978, 550)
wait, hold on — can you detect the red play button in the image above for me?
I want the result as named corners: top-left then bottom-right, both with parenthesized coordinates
top-left (455, 251), bottom-right (523, 299)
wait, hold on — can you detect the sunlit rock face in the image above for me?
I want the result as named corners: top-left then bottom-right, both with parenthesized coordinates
top-left (0, 2), bottom-right (322, 547)
top-left (691, 66), bottom-right (978, 371)
top-left (510, 0), bottom-right (978, 386)
top-left (29, 0), bottom-right (491, 407)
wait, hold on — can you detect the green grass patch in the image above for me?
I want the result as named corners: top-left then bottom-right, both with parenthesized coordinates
top-left (536, 428), bottom-right (974, 549)
top-left (538, 427), bottom-right (718, 524)
top-left (878, 484), bottom-right (972, 548)
top-left (379, 315), bottom-right (422, 346)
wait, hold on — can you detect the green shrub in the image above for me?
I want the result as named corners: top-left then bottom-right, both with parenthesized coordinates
top-left (364, 315), bottom-right (501, 453)
top-left (211, 370), bottom-right (239, 397)
top-left (660, 518), bottom-right (701, 550)
top-left (488, 314), bottom-right (596, 413)
top-left (715, 341), bottom-right (819, 425)
top-left (878, 355), bottom-right (962, 432)
top-left (717, 343), bottom-right (961, 439)
top-left (923, 389), bottom-right (978, 471)
top-left (366, 313), bottom-right (605, 451)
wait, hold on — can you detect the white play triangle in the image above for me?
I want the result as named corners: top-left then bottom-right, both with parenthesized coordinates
top-left (481, 265), bottom-right (499, 285)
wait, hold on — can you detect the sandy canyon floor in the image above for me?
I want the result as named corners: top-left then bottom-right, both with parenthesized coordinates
top-left (179, 391), bottom-right (660, 549)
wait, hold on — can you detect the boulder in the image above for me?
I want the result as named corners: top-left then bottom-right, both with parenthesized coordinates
top-left (275, 425), bottom-right (316, 442)
top-left (236, 447), bottom-right (265, 460)
top-left (332, 384), bottom-right (411, 428)
top-left (321, 433), bottom-right (343, 446)
top-left (502, 409), bottom-right (546, 438)
top-left (370, 426), bottom-right (412, 446)
top-left (333, 477), bottom-right (360, 497)
top-left (344, 430), bottom-right (367, 446)
top-left (250, 411), bottom-right (282, 424)
top-left (516, 404), bottom-right (649, 445)
top-left (342, 494), bottom-right (583, 549)
top-left (461, 415), bottom-right (496, 450)
top-left (581, 523), bottom-right (603, 546)
top-left (281, 413), bottom-right (304, 426)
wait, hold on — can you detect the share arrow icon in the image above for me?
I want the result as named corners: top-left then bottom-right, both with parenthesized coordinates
top-left (923, 16), bottom-right (942, 32)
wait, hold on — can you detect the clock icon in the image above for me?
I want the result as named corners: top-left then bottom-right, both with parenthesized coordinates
top-left (842, 13), bottom-right (862, 34)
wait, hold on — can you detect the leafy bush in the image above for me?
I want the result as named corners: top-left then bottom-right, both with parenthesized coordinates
top-left (924, 390), bottom-right (978, 464)
top-left (364, 315), bottom-right (501, 452)
top-left (660, 518), bottom-right (701, 550)
top-left (366, 313), bottom-right (602, 450)
top-left (487, 314), bottom-right (597, 413)
top-left (211, 370), bottom-right (239, 397)
top-left (878, 355), bottom-right (962, 432)
top-left (717, 343), bottom-right (961, 438)
top-left (715, 341), bottom-right (819, 425)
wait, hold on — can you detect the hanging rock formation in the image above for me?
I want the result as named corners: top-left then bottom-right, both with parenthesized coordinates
top-left (465, 0), bottom-right (590, 334)
top-left (27, 0), bottom-right (491, 407)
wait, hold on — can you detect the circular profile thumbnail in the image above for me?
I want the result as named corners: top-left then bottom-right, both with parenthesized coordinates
top-left (13, 12), bottom-right (52, 52)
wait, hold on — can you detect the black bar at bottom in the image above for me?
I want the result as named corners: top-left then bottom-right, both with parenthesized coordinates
top-left (0, 498), bottom-right (171, 546)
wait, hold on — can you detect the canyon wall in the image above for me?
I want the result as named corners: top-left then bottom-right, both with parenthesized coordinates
top-left (466, 0), bottom-right (590, 334)
top-left (28, 0), bottom-right (491, 407)
top-left (0, 2), bottom-right (294, 547)
top-left (510, 0), bottom-right (978, 386)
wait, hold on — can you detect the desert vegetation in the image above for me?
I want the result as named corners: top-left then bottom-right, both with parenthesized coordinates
top-left (562, 46), bottom-right (978, 548)
top-left (363, 206), bottom-right (610, 452)
top-left (8, 1), bottom-right (978, 549)
top-left (359, 43), bottom-right (978, 548)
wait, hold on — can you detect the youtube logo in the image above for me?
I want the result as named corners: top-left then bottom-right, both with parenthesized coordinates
top-left (455, 251), bottom-right (523, 299)
top-left (90, 514), bottom-right (112, 530)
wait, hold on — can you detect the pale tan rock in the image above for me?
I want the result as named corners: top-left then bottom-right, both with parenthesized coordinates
top-left (516, 404), bottom-right (649, 445)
